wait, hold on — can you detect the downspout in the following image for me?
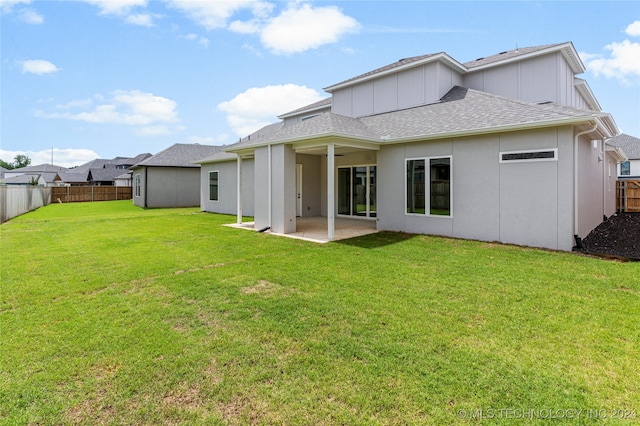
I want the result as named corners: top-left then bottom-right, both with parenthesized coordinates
top-left (268, 144), bottom-right (272, 229)
top-left (573, 123), bottom-right (598, 248)
top-left (602, 142), bottom-right (607, 221)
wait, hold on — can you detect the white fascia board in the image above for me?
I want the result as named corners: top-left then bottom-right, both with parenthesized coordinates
top-left (323, 53), bottom-right (467, 93)
top-left (574, 79), bottom-right (601, 111)
top-left (605, 145), bottom-right (628, 162)
top-left (381, 116), bottom-right (600, 145)
top-left (468, 42), bottom-right (585, 74)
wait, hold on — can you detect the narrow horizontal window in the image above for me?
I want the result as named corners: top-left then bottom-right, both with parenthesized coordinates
top-left (499, 148), bottom-right (557, 163)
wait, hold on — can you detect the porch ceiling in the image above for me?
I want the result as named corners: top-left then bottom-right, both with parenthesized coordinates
top-left (293, 138), bottom-right (380, 156)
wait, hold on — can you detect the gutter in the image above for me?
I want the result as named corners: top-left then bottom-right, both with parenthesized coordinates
top-left (573, 122), bottom-right (598, 248)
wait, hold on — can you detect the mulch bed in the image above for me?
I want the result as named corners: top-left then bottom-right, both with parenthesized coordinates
top-left (581, 213), bottom-right (640, 260)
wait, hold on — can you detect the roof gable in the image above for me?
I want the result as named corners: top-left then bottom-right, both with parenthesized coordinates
top-left (135, 143), bottom-right (222, 168)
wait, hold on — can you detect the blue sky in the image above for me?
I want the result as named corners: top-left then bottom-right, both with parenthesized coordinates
top-left (1, 0), bottom-right (639, 167)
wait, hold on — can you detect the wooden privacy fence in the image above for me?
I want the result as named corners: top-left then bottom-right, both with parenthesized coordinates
top-left (617, 180), bottom-right (640, 213)
top-left (51, 186), bottom-right (132, 203)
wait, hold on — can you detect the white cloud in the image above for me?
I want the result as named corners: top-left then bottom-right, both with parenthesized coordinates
top-left (18, 7), bottom-right (42, 24)
top-left (81, 0), bottom-right (154, 26)
top-left (218, 84), bottom-right (324, 136)
top-left (625, 21), bottom-right (640, 37)
top-left (37, 90), bottom-right (180, 135)
top-left (126, 13), bottom-right (153, 26)
top-left (165, 0), bottom-right (263, 30)
top-left (585, 40), bottom-right (640, 84)
top-left (260, 3), bottom-right (360, 54)
top-left (582, 21), bottom-right (640, 85)
top-left (0, 0), bottom-right (30, 14)
top-left (81, 0), bottom-right (147, 15)
top-left (21, 59), bottom-right (59, 75)
top-left (0, 148), bottom-right (100, 168)
top-left (181, 33), bottom-right (210, 47)
top-left (169, 1), bottom-right (359, 54)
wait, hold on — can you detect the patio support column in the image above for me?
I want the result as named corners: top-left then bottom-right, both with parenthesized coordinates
top-left (327, 143), bottom-right (335, 241)
top-left (236, 155), bottom-right (242, 224)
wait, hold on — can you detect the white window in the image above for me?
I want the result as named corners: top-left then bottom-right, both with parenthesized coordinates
top-left (406, 156), bottom-right (451, 216)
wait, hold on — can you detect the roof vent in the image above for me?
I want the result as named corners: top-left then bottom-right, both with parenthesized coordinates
top-left (499, 51), bottom-right (508, 55)
top-left (475, 57), bottom-right (484, 61)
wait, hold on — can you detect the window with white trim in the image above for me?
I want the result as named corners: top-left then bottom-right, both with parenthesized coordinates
top-left (620, 161), bottom-right (630, 176)
top-left (406, 156), bottom-right (451, 216)
top-left (134, 174), bottom-right (141, 197)
top-left (209, 171), bottom-right (219, 201)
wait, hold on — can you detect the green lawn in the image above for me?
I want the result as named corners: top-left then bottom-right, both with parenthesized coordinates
top-left (1, 201), bottom-right (638, 425)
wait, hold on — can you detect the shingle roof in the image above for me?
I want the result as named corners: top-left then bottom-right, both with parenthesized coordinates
top-left (89, 167), bottom-right (127, 182)
top-left (225, 86), bottom-right (603, 152)
top-left (134, 143), bottom-right (222, 167)
top-left (607, 133), bottom-right (640, 160)
top-left (58, 170), bottom-right (90, 183)
top-left (8, 164), bottom-right (68, 174)
top-left (464, 42), bottom-right (584, 73)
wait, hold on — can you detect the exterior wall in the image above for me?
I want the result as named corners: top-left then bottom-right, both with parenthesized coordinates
top-left (132, 167), bottom-right (146, 208)
top-left (253, 145), bottom-right (296, 233)
top-left (377, 126), bottom-right (578, 251)
top-left (578, 137), bottom-right (606, 237)
top-left (200, 158), bottom-right (254, 217)
top-left (296, 154), bottom-right (322, 217)
top-left (271, 144), bottom-right (296, 234)
top-left (332, 61), bottom-right (463, 117)
top-left (464, 52), bottom-right (586, 108)
top-left (254, 146), bottom-right (270, 230)
top-left (133, 166), bottom-right (201, 208)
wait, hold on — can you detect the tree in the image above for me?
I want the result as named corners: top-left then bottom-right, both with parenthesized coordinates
top-left (13, 154), bottom-right (31, 169)
top-left (0, 159), bottom-right (12, 170)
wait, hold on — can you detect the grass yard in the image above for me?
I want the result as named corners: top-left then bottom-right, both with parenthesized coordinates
top-left (1, 201), bottom-right (638, 425)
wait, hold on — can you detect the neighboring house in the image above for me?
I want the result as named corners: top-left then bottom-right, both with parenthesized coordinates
top-left (606, 134), bottom-right (640, 179)
top-left (197, 42), bottom-right (623, 251)
top-left (60, 153), bottom-right (152, 186)
top-left (132, 143), bottom-right (221, 208)
top-left (0, 166), bottom-right (7, 183)
top-left (3, 164), bottom-right (67, 186)
top-left (114, 171), bottom-right (132, 187)
top-left (3, 172), bottom-right (61, 186)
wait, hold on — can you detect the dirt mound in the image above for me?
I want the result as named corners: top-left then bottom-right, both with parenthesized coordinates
top-left (581, 213), bottom-right (640, 260)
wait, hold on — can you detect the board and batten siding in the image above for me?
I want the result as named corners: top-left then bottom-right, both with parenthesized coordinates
top-left (464, 52), bottom-right (593, 110)
top-left (332, 61), bottom-right (463, 118)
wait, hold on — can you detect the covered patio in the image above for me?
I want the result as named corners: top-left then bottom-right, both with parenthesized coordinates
top-left (225, 216), bottom-right (377, 243)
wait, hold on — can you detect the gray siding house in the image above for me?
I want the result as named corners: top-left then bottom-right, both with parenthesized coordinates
top-left (133, 143), bottom-right (220, 208)
top-left (198, 42), bottom-right (623, 251)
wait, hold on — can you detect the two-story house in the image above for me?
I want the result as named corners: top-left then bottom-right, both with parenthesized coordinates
top-left (197, 42), bottom-right (623, 251)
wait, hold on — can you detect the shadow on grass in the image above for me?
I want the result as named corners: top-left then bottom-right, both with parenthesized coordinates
top-left (334, 231), bottom-right (418, 249)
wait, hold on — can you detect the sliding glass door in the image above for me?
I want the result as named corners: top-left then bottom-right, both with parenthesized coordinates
top-left (337, 165), bottom-right (376, 218)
